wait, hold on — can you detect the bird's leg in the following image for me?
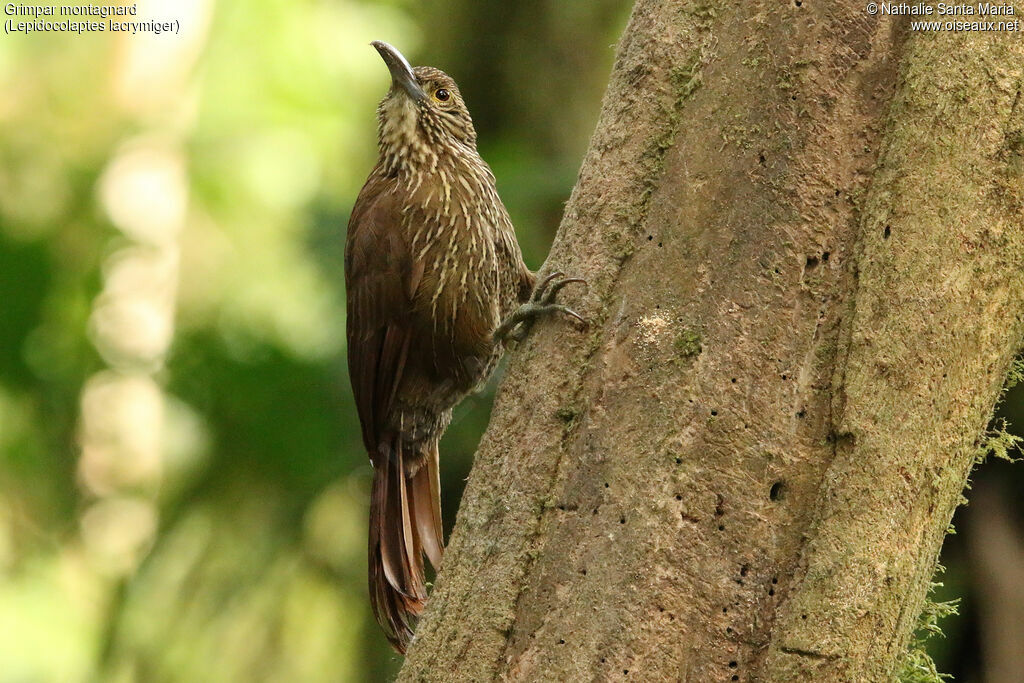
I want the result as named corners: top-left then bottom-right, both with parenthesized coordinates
top-left (494, 271), bottom-right (587, 344)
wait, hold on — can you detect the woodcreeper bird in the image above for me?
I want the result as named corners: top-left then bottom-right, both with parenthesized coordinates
top-left (345, 42), bottom-right (584, 653)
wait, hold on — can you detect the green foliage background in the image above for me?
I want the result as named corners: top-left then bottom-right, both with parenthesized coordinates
top-left (0, 1), bottom-right (1017, 681)
top-left (0, 0), bottom-right (629, 680)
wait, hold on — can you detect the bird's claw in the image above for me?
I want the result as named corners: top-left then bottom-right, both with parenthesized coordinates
top-left (494, 272), bottom-right (588, 344)
top-left (533, 271), bottom-right (587, 307)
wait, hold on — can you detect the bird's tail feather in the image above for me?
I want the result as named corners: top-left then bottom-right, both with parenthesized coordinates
top-left (410, 441), bottom-right (443, 569)
top-left (368, 436), bottom-right (444, 654)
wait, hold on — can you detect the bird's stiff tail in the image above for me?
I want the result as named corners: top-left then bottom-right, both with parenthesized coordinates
top-left (368, 436), bottom-right (444, 654)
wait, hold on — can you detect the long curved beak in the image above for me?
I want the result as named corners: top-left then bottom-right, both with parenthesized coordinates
top-left (371, 41), bottom-right (427, 104)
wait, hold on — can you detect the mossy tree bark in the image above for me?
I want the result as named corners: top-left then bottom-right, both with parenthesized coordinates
top-left (400, 1), bottom-right (1024, 680)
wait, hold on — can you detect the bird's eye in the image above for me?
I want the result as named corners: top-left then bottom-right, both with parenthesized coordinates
top-left (433, 88), bottom-right (451, 102)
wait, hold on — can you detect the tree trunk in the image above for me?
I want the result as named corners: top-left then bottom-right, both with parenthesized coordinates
top-left (400, 1), bottom-right (1024, 680)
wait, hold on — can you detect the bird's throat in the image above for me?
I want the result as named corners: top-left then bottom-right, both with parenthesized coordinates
top-left (378, 95), bottom-right (436, 174)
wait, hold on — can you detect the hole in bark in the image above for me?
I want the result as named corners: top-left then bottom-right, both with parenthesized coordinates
top-left (601, 658), bottom-right (606, 663)
top-left (731, 378), bottom-right (737, 383)
top-left (884, 225), bottom-right (891, 239)
top-left (834, 189), bottom-right (840, 197)
top-left (758, 152), bottom-right (766, 165)
top-left (822, 251), bottom-right (830, 261)
top-left (722, 607), bottom-right (728, 613)
top-left (675, 494), bottom-right (682, 501)
top-left (658, 241), bottom-right (663, 247)
top-left (771, 577), bottom-right (778, 584)
top-left (796, 409), bottom-right (806, 419)
top-left (732, 676), bottom-right (739, 682)
top-left (805, 255), bottom-right (819, 270)
top-left (740, 565), bottom-right (749, 577)
top-left (620, 516), bottom-right (626, 524)
top-left (711, 409), bottom-right (718, 416)
top-left (592, 508), bottom-right (598, 515)
top-left (624, 670), bottom-right (629, 675)
top-left (773, 267), bottom-right (780, 274)
top-left (801, 614), bottom-right (807, 620)
top-left (718, 524), bottom-right (725, 531)
top-left (675, 457), bottom-right (682, 464)
top-left (781, 374), bottom-right (788, 380)
top-left (729, 661), bottom-right (738, 668)
top-left (769, 588), bottom-right (775, 596)
top-left (647, 235), bottom-right (653, 241)
top-left (580, 568), bottom-right (587, 575)
top-left (770, 481), bottom-right (785, 501)
top-left (604, 482), bottom-right (609, 488)
top-left (727, 627), bottom-right (734, 634)
top-left (559, 639), bottom-right (565, 645)
top-left (795, 0), bottom-right (802, 5)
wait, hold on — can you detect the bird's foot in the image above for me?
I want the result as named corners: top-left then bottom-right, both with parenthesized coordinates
top-left (494, 271), bottom-right (587, 344)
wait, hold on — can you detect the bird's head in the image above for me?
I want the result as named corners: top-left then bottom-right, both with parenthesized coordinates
top-left (371, 41), bottom-right (478, 171)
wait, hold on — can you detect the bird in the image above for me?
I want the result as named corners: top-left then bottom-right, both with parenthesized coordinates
top-left (345, 41), bottom-right (584, 653)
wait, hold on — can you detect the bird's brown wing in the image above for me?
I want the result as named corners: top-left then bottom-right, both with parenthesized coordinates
top-left (345, 170), bottom-right (434, 653)
top-left (345, 171), bottom-right (423, 453)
